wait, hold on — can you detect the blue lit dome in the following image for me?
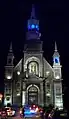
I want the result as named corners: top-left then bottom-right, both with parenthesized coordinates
top-left (54, 57), bottom-right (59, 63)
top-left (28, 24), bottom-right (39, 30)
top-left (31, 24), bottom-right (35, 29)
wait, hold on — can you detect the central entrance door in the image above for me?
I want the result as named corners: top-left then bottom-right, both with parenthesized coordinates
top-left (28, 86), bottom-right (38, 105)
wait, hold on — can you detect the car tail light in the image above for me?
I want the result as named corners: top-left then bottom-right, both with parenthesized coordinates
top-left (2, 111), bottom-right (5, 113)
top-left (20, 110), bottom-right (22, 114)
top-left (29, 107), bottom-right (31, 110)
top-left (40, 110), bottom-right (43, 113)
top-left (33, 105), bottom-right (35, 108)
top-left (35, 107), bottom-right (39, 112)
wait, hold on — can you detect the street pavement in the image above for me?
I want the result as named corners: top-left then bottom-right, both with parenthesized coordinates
top-left (0, 111), bottom-right (41, 119)
top-left (0, 116), bottom-right (41, 119)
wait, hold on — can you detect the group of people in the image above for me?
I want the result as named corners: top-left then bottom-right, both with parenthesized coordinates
top-left (41, 107), bottom-right (61, 119)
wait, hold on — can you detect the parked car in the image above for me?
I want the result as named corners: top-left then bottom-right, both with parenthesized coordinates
top-left (5, 107), bottom-right (15, 117)
top-left (1, 108), bottom-right (7, 119)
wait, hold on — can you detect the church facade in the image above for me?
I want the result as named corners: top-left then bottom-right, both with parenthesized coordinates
top-left (4, 5), bottom-right (63, 109)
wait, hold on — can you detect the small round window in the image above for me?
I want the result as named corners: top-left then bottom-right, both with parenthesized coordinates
top-left (6, 96), bottom-right (10, 101)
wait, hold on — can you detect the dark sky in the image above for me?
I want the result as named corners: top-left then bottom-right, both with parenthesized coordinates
top-left (0, 1), bottom-right (69, 108)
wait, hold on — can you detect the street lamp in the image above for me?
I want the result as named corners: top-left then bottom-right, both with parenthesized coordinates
top-left (43, 71), bottom-right (50, 107)
top-left (0, 93), bottom-right (3, 108)
top-left (0, 94), bottom-right (3, 102)
top-left (17, 71), bottom-right (20, 75)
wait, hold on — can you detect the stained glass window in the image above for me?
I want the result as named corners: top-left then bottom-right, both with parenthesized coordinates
top-left (28, 62), bottom-right (38, 74)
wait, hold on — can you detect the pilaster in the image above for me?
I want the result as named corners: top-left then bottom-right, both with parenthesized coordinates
top-left (22, 82), bottom-right (26, 106)
top-left (40, 82), bottom-right (44, 106)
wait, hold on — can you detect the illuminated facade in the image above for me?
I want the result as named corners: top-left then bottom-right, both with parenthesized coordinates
top-left (4, 5), bottom-right (63, 109)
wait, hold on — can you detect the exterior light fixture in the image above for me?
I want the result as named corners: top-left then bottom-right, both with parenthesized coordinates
top-left (7, 76), bottom-right (12, 79)
top-left (0, 93), bottom-right (3, 102)
top-left (17, 71), bottom-right (20, 75)
top-left (31, 24), bottom-right (35, 29)
top-left (55, 75), bottom-right (60, 79)
top-left (46, 71), bottom-right (50, 76)
top-left (17, 93), bottom-right (20, 96)
top-left (46, 93), bottom-right (50, 96)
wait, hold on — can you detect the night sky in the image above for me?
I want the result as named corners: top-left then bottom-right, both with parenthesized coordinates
top-left (0, 1), bottom-right (69, 108)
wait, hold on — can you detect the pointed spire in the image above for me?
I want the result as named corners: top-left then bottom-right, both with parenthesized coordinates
top-left (9, 42), bottom-right (13, 52)
top-left (55, 41), bottom-right (57, 52)
top-left (31, 4), bottom-right (36, 19)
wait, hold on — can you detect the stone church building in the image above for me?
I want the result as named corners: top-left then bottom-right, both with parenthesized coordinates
top-left (4, 5), bottom-right (63, 109)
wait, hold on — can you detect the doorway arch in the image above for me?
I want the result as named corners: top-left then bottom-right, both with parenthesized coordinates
top-left (27, 85), bottom-right (39, 105)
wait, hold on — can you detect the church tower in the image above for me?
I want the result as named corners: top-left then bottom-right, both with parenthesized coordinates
top-left (53, 42), bottom-right (63, 109)
top-left (4, 42), bottom-right (14, 105)
top-left (22, 4), bottom-right (44, 106)
top-left (26, 4), bottom-right (41, 40)
top-left (24, 4), bottom-right (43, 77)
top-left (4, 5), bottom-right (63, 108)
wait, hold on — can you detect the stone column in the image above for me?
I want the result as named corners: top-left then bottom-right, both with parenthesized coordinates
top-left (40, 82), bottom-right (44, 106)
top-left (45, 80), bottom-right (47, 106)
top-left (53, 80), bottom-right (63, 109)
top-left (38, 88), bottom-right (40, 105)
top-left (22, 82), bottom-right (26, 106)
top-left (26, 88), bottom-right (28, 105)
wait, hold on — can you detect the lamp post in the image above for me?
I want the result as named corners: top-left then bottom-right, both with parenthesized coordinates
top-left (0, 93), bottom-right (3, 108)
top-left (43, 78), bottom-right (47, 107)
top-left (20, 71), bottom-right (26, 107)
top-left (43, 71), bottom-right (50, 107)
top-left (0, 93), bottom-right (3, 102)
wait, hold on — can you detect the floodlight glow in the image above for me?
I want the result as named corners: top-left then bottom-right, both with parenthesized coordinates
top-left (7, 76), bottom-right (12, 79)
top-left (31, 24), bottom-right (35, 29)
top-left (35, 25), bottom-right (39, 30)
top-left (17, 71), bottom-right (20, 75)
top-left (36, 25), bottom-right (38, 28)
top-left (55, 75), bottom-right (60, 79)
top-left (17, 93), bottom-right (20, 96)
top-left (22, 91), bottom-right (25, 105)
top-left (46, 93), bottom-right (50, 96)
top-left (56, 102), bottom-right (62, 107)
top-left (46, 71), bottom-right (50, 76)
top-left (54, 57), bottom-right (59, 63)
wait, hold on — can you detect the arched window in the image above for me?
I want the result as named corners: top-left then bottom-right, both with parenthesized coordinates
top-left (28, 61), bottom-right (39, 75)
top-left (6, 96), bottom-right (10, 101)
top-left (29, 86), bottom-right (38, 92)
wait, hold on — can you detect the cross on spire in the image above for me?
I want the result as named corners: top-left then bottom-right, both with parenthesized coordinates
top-left (9, 42), bottom-right (13, 52)
top-left (31, 4), bottom-right (36, 19)
top-left (55, 41), bottom-right (57, 51)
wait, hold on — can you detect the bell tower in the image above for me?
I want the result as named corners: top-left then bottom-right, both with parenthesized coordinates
top-left (4, 42), bottom-right (14, 106)
top-left (26, 4), bottom-right (41, 40)
top-left (23, 5), bottom-right (44, 106)
top-left (24, 4), bottom-right (43, 77)
top-left (5, 42), bottom-right (14, 80)
top-left (53, 42), bottom-right (61, 79)
top-left (53, 42), bottom-right (63, 109)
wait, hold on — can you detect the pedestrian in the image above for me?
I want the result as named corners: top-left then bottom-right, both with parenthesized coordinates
top-left (53, 108), bottom-right (60, 119)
